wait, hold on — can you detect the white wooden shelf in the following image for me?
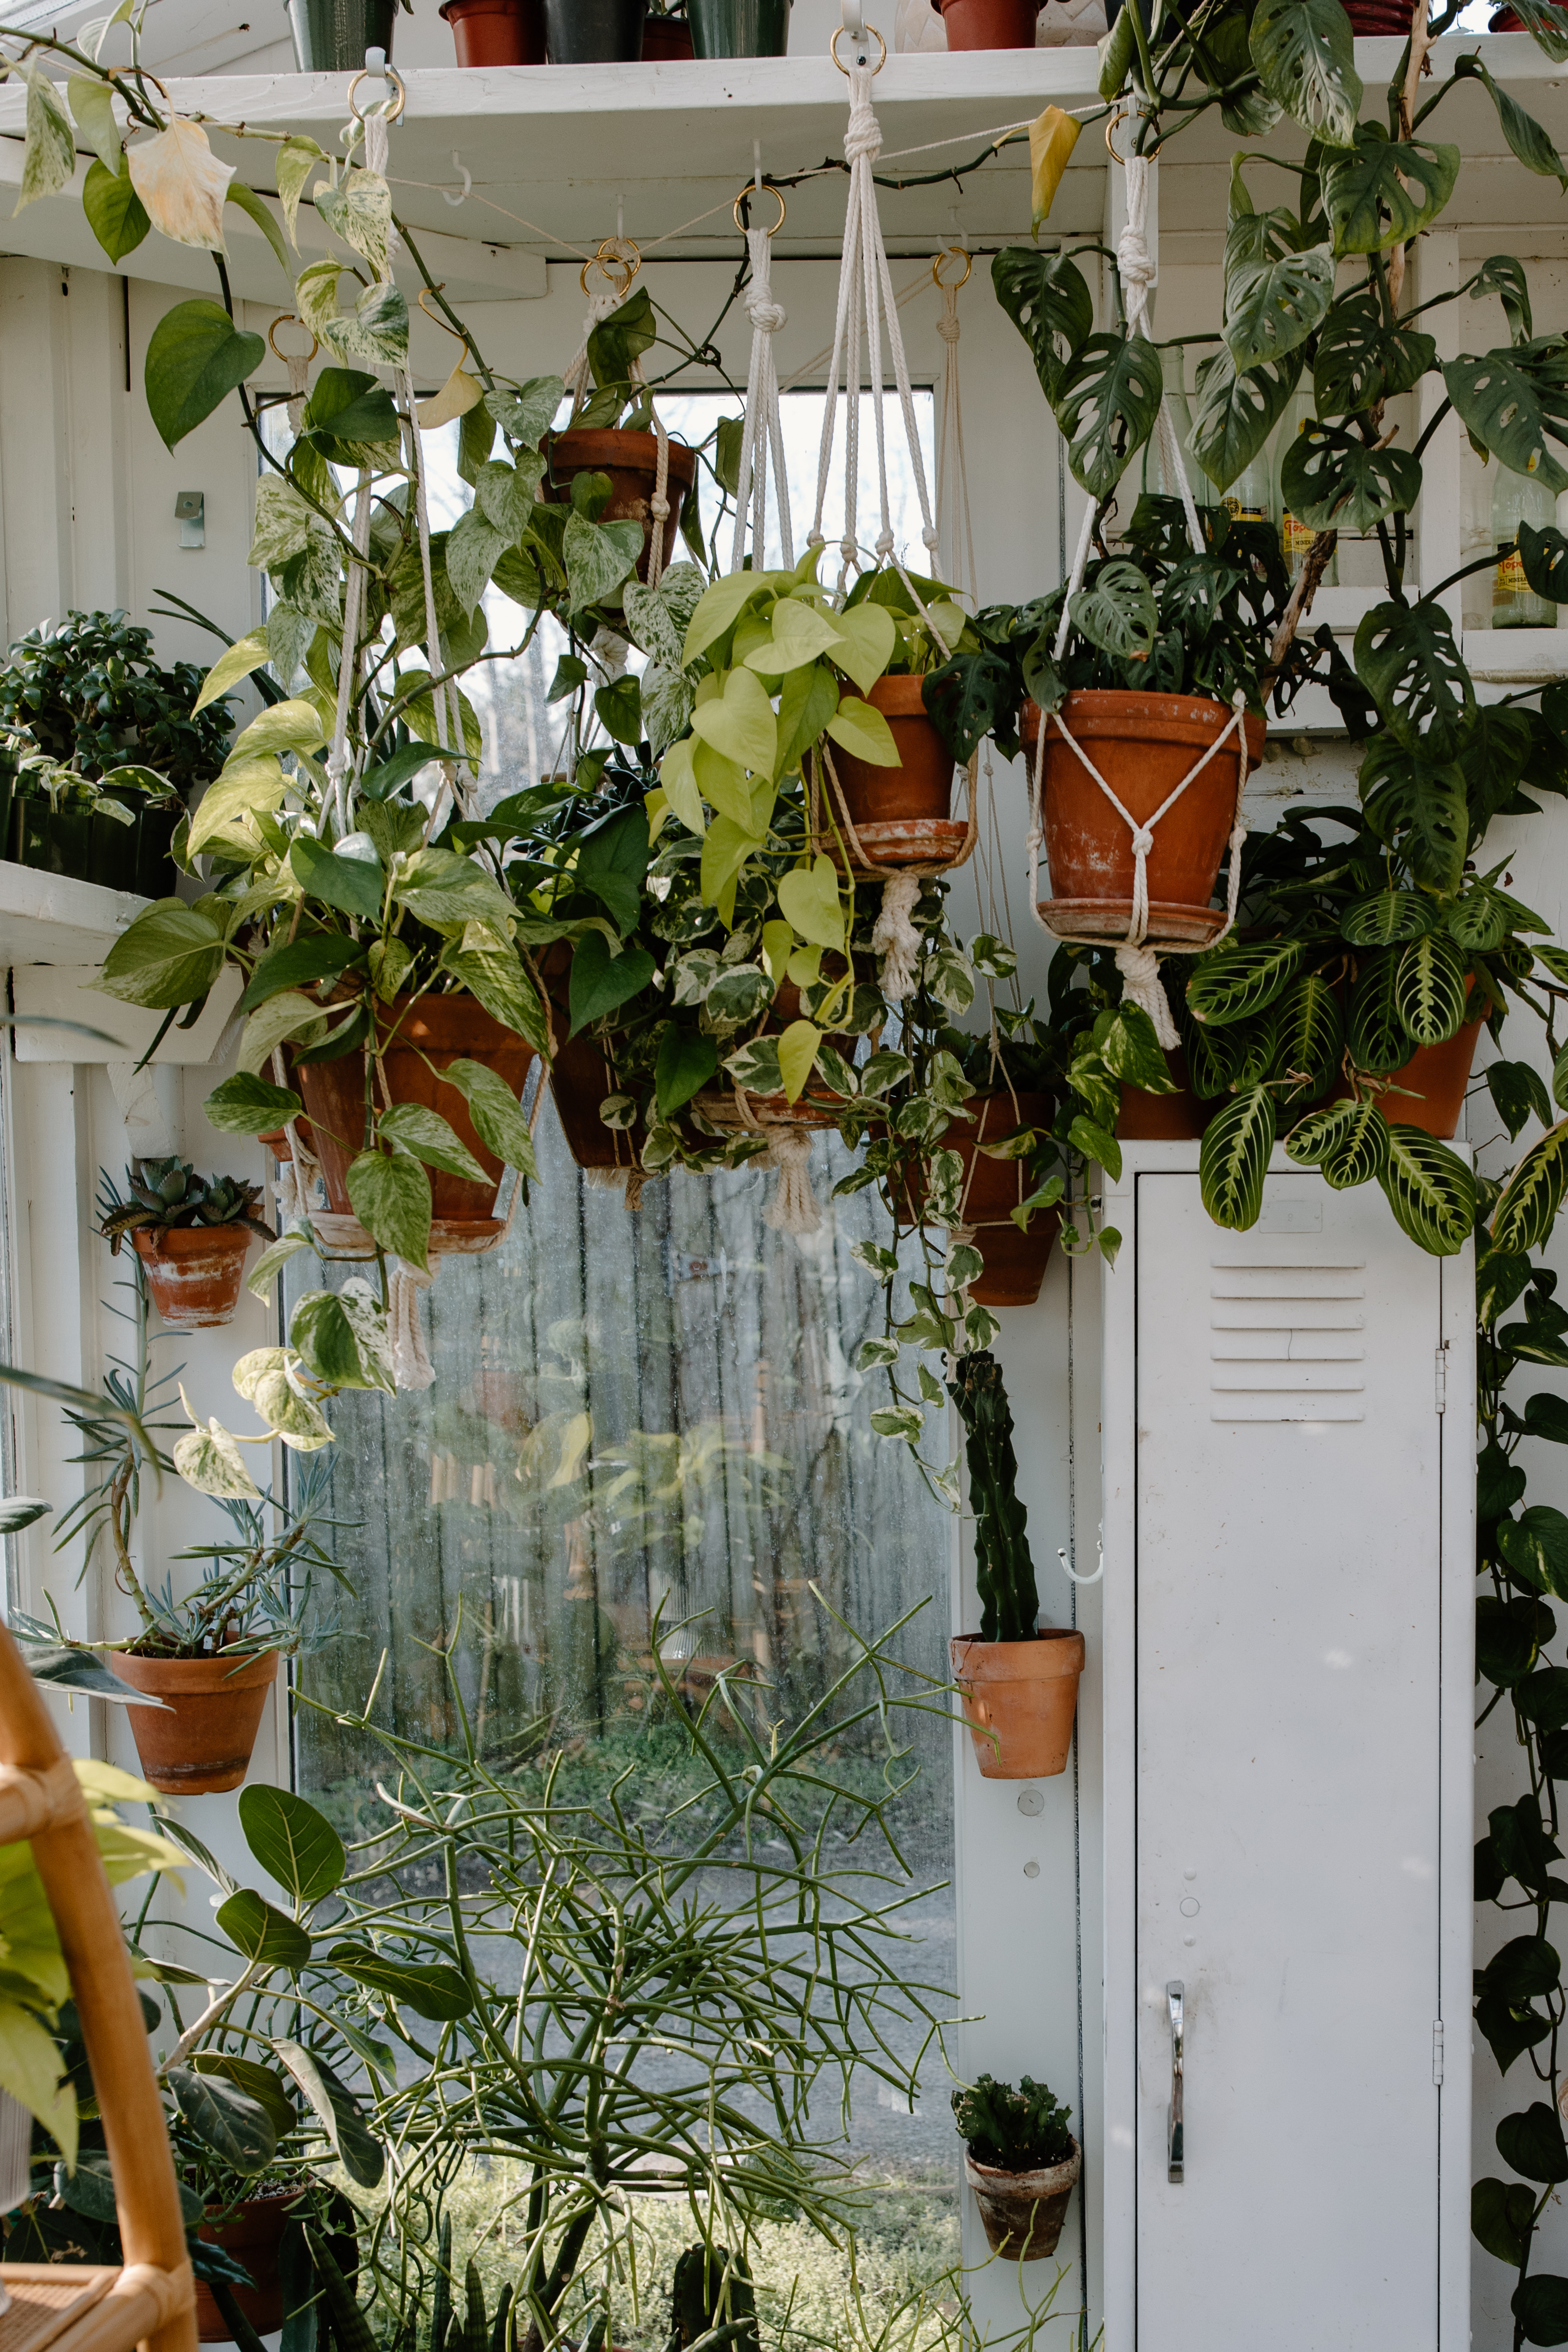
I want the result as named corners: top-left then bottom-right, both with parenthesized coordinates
top-left (0, 859), bottom-right (150, 967)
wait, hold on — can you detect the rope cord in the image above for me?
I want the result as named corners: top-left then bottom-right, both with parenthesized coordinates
top-left (729, 220), bottom-right (794, 573)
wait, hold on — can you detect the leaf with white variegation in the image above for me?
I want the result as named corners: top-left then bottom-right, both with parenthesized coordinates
top-left (16, 71), bottom-right (77, 214)
top-left (126, 117), bottom-right (233, 251)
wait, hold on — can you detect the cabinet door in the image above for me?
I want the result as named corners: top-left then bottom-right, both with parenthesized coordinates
top-left (1133, 1173), bottom-right (1444, 2348)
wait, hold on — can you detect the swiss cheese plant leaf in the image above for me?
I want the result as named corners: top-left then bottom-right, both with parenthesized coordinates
top-left (1187, 939), bottom-right (1305, 1027)
top-left (1278, 423), bottom-right (1422, 533)
top-left (1519, 520), bottom-right (1568, 603)
top-left (1222, 227), bottom-right (1335, 374)
top-left (1394, 932), bottom-right (1469, 1047)
top-left (1248, 0), bottom-right (1361, 149)
top-left (1313, 295), bottom-right (1437, 417)
top-left (1341, 889), bottom-right (1435, 947)
top-left (1494, 1120), bottom-right (1568, 1253)
top-left (1357, 743), bottom-right (1469, 895)
top-left (1054, 332), bottom-right (1163, 499)
top-left (1443, 341), bottom-right (1568, 495)
top-left (1191, 342), bottom-right (1303, 494)
top-left (1199, 1086), bottom-right (1276, 1230)
top-left (1376, 1126), bottom-right (1476, 1255)
top-left (1068, 560), bottom-right (1158, 661)
top-left (238, 1783), bottom-right (346, 1903)
top-left (1472, 254), bottom-right (1535, 346)
top-left (990, 249), bottom-right (1095, 405)
top-left (1353, 600), bottom-right (1475, 764)
top-left (1500, 0), bottom-right (1568, 52)
top-left (1452, 53), bottom-right (1568, 188)
top-left (1321, 128), bottom-right (1461, 258)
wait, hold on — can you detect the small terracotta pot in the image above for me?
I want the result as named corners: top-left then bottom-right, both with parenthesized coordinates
top-left (538, 945), bottom-right (643, 1172)
top-left (641, 10), bottom-right (695, 49)
top-left (902, 1093), bottom-right (1057, 1307)
top-left (540, 430), bottom-right (697, 584)
top-left (939, 0), bottom-right (1037, 40)
top-left (830, 677), bottom-right (955, 827)
top-left (130, 1226), bottom-right (252, 1329)
top-left (964, 2143), bottom-right (1081, 2259)
top-left (693, 978), bottom-right (858, 1130)
top-left (112, 1649), bottom-right (279, 1795)
top-left (951, 1630), bottom-right (1085, 1779)
top-left (1025, 692), bottom-right (1265, 945)
top-left (441, 0), bottom-right (546, 58)
top-left (194, 2188), bottom-right (303, 2340)
top-left (297, 995), bottom-right (537, 1229)
top-left (1117, 1046), bottom-right (1210, 1140)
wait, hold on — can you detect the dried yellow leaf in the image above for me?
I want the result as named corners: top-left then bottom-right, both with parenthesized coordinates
top-left (1029, 105), bottom-right (1081, 237)
top-left (416, 360), bottom-right (484, 429)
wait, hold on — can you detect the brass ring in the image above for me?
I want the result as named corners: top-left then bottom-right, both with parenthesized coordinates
top-left (830, 22), bottom-right (886, 71)
top-left (1103, 101), bottom-right (1162, 162)
top-left (346, 61), bottom-right (406, 123)
top-left (579, 238), bottom-right (640, 298)
top-left (932, 246), bottom-right (972, 291)
top-left (733, 182), bottom-right (787, 236)
top-left (267, 313), bottom-right (319, 364)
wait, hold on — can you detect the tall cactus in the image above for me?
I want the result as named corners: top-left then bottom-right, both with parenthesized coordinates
top-left (948, 1351), bottom-right (1039, 1642)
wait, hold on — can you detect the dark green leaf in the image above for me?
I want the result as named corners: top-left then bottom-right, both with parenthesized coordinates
top-left (1321, 127), bottom-right (1460, 258)
top-left (1354, 600), bottom-right (1474, 763)
top-left (1474, 254), bottom-right (1536, 345)
top-left (571, 805), bottom-right (650, 935)
top-left (1489, 1059), bottom-right (1553, 1142)
top-left (361, 740), bottom-right (449, 800)
top-left (83, 157), bottom-right (149, 262)
top-left (1278, 422), bottom-right (1422, 533)
top-left (1189, 939), bottom-right (1305, 1028)
top-left (1069, 559), bottom-right (1158, 661)
top-left (1454, 52), bottom-right (1568, 189)
top-left (168, 2064), bottom-right (276, 2172)
top-left (1514, 2275), bottom-right (1568, 2346)
top-left (1342, 890), bottom-right (1433, 947)
top-left (325, 1943), bottom-right (475, 2020)
top-left (568, 933), bottom-right (655, 1034)
top-left (243, 935), bottom-right (367, 1010)
top-left (1314, 295), bottom-right (1437, 416)
top-left (187, 2055), bottom-right (299, 2141)
top-left (1499, 1506), bottom-right (1568, 1599)
top-left (595, 675), bottom-right (643, 748)
top-left (1443, 341), bottom-right (1568, 496)
top-left (1494, 1121), bottom-right (1568, 1253)
top-left (346, 1148), bottom-right (431, 1273)
top-left (1249, 0), bottom-right (1361, 148)
top-left (1520, 520), bottom-right (1568, 603)
top-left (1223, 227), bottom-right (1335, 373)
top-left (1191, 341), bottom-right (1304, 494)
top-left (1476, 1995), bottom-right (1555, 2077)
top-left (990, 249), bottom-right (1095, 406)
top-left (1377, 1125), bottom-right (1476, 1255)
top-left (290, 834), bottom-right (385, 921)
top-left (216, 1888), bottom-right (313, 1969)
top-left (1357, 743), bottom-right (1469, 894)
top-left (1394, 931), bottom-right (1468, 1046)
top-left (1322, 1100), bottom-right (1391, 1190)
top-left (275, 2041), bottom-right (385, 2188)
top-left (238, 1782), bottom-right (346, 1904)
top-left (1499, 2103), bottom-right (1568, 2185)
top-left (1055, 332), bottom-right (1164, 500)
top-left (1474, 2176), bottom-right (1539, 2265)
top-left (655, 1026), bottom-right (718, 1117)
top-left (1199, 1086), bottom-right (1276, 1230)
top-left (145, 300), bottom-right (264, 453)
top-left (1526, 1392), bottom-right (1568, 1445)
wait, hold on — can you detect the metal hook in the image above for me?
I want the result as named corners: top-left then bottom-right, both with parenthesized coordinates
top-left (1058, 1528), bottom-right (1104, 1586)
top-left (580, 239), bottom-right (640, 299)
top-left (442, 149), bottom-right (471, 208)
top-left (830, 18), bottom-right (885, 68)
top-left (932, 246), bottom-right (971, 291)
top-left (267, 313), bottom-right (319, 365)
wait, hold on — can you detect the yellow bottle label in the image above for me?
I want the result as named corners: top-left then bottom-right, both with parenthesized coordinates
top-left (1225, 497), bottom-right (1268, 523)
top-left (1496, 547), bottom-right (1527, 597)
top-left (1282, 513), bottom-right (1314, 558)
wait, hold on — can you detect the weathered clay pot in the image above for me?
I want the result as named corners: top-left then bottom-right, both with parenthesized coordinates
top-left (951, 1629), bottom-right (1085, 1779)
top-left (939, 0), bottom-right (1037, 40)
top-left (194, 2188), bottom-right (303, 2340)
top-left (540, 430), bottom-right (697, 583)
top-left (130, 1226), bottom-right (252, 1329)
top-left (830, 677), bottom-right (954, 826)
top-left (1117, 1046), bottom-right (1210, 1140)
top-left (1025, 692), bottom-right (1265, 946)
top-left (964, 2141), bottom-right (1082, 2259)
top-left (296, 994), bottom-right (537, 1231)
top-left (441, 0), bottom-right (545, 56)
top-left (112, 1649), bottom-right (279, 1795)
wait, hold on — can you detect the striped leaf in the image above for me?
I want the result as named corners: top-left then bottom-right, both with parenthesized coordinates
top-left (1321, 1100), bottom-right (1391, 1190)
top-left (1272, 972), bottom-right (1344, 1094)
top-left (1232, 1007), bottom-right (1282, 1090)
top-left (1378, 1126), bottom-right (1476, 1256)
top-left (1395, 931), bottom-right (1469, 1047)
top-left (1184, 1012), bottom-right (1244, 1100)
top-left (1347, 951), bottom-right (1408, 1074)
top-left (1494, 1121), bottom-right (1568, 1254)
top-left (1187, 939), bottom-right (1306, 1028)
top-left (1447, 889), bottom-right (1511, 955)
top-left (1200, 1086), bottom-right (1277, 1230)
top-left (1283, 1100), bottom-right (1363, 1165)
top-left (1341, 889), bottom-right (1433, 947)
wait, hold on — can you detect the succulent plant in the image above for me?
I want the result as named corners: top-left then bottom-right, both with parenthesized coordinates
top-left (952, 2073), bottom-right (1075, 2173)
top-left (667, 2244), bottom-right (758, 2352)
top-left (947, 1351), bottom-right (1039, 1644)
top-left (98, 1157), bottom-right (274, 1255)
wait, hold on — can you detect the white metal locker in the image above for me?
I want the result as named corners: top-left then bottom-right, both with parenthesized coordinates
top-left (1099, 1148), bottom-right (1474, 2349)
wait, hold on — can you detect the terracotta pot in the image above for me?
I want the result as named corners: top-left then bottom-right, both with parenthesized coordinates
top-left (112, 1649), bottom-right (279, 1795)
top-left (1025, 692), bottom-right (1266, 945)
top-left (537, 946), bottom-right (642, 1172)
top-left (441, 0), bottom-right (546, 58)
top-left (964, 2143), bottom-right (1081, 2259)
top-left (1348, 0), bottom-right (1430, 22)
top-left (1117, 1046), bottom-right (1210, 1140)
top-left (641, 9), bottom-right (694, 50)
top-left (951, 1629), bottom-right (1085, 1779)
top-left (1362, 997), bottom-right (1491, 1140)
top-left (939, 0), bottom-right (1037, 39)
top-left (130, 1225), bottom-right (252, 1329)
top-left (194, 2189), bottom-right (303, 2340)
top-left (902, 1093), bottom-right (1057, 1306)
top-left (831, 677), bottom-right (955, 826)
top-left (540, 431), bottom-right (697, 584)
top-left (296, 995), bottom-right (537, 1227)
top-left (693, 978), bottom-right (859, 1130)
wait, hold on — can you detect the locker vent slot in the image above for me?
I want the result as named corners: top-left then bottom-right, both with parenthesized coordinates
top-left (1209, 1259), bottom-right (1367, 1422)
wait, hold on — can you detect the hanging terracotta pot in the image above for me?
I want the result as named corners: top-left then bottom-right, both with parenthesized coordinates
top-left (537, 945), bottom-right (645, 1172)
top-left (902, 1093), bottom-right (1057, 1305)
top-left (641, 8), bottom-right (695, 50)
top-left (540, 431), bottom-right (697, 583)
top-left (950, 1629), bottom-right (1085, 1779)
top-left (296, 994), bottom-right (537, 1246)
top-left (938, 0), bottom-right (1038, 41)
top-left (130, 1226), bottom-right (253, 1329)
top-left (826, 677), bottom-right (969, 870)
top-left (111, 1649), bottom-right (279, 1795)
top-left (1116, 1047), bottom-right (1210, 1141)
top-left (1024, 692), bottom-right (1265, 945)
top-left (692, 982), bottom-right (859, 1132)
top-left (964, 2143), bottom-right (1082, 2259)
top-left (441, 0), bottom-right (546, 59)
top-left (194, 2188), bottom-right (303, 2341)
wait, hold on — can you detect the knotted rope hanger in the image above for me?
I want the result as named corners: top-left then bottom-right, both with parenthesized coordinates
top-left (1028, 133), bottom-right (1251, 1051)
top-left (729, 173), bottom-right (794, 574)
top-left (561, 241), bottom-right (676, 586)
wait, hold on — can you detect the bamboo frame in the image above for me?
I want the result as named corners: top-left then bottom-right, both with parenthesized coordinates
top-left (0, 1620), bottom-right (196, 2352)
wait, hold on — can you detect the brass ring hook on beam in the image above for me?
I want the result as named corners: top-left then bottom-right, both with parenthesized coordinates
top-left (932, 246), bottom-right (972, 291)
top-left (830, 22), bottom-right (886, 71)
top-left (733, 182), bottom-right (787, 237)
top-left (347, 59), bottom-right (407, 122)
top-left (267, 313), bottom-right (320, 364)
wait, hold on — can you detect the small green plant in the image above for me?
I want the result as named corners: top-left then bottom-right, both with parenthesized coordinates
top-left (947, 1353), bottom-right (1038, 1643)
top-left (951, 2076), bottom-right (1074, 2174)
top-left (0, 609), bottom-right (231, 796)
top-left (98, 1157), bottom-right (275, 1253)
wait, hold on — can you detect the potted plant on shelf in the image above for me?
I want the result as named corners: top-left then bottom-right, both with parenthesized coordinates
top-left (541, 284), bottom-right (698, 577)
top-left (641, 0), bottom-right (695, 54)
top-left (99, 1158), bottom-right (275, 1329)
top-left (441, 0), bottom-right (546, 64)
top-left (686, 0), bottom-right (790, 57)
top-left (948, 1351), bottom-right (1084, 1777)
top-left (953, 2073), bottom-right (1082, 2259)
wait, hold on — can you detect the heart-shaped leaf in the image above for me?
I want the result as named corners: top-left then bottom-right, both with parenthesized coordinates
top-left (377, 1103), bottom-right (489, 1185)
top-left (346, 1148), bottom-right (431, 1272)
top-left (144, 298), bottom-right (264, 451)
top-left (777, 1019), bottom-right (823, 1104)
top-left (777, 854), bottom-right (845, 953)
top-left (690, 666), bottom-right (777, 775)
top-left (655, 1026), bottom-right (718, 1116)
top-left (568, 932), bottom-right (655, 1034)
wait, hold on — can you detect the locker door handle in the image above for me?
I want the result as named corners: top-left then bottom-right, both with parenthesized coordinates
top-left (1167, 1981), bottom-right (1184, 2183)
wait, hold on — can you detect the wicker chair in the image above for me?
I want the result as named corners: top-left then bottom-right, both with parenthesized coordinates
top-left (0, 1619), bottom-right (197, 2352)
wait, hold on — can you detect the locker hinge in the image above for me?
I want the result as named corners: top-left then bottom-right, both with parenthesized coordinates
top-left (1435, 1344), bottom-right (1448, 1415)
top-left (1433, 2019), bottom-right (1445, 2085)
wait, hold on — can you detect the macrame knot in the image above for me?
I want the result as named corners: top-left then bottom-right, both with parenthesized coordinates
top-left (874, 529), bottom-right (894, 557)
top-left (325, 749), bottom-right (349, 783)
top-left (1115, 942), bottom-right (1179, 1051)
top-left (389, 1258), bottom-right (435, 1392)
top-left (745, 291), bottom-right (787, 335)
top-left (650, 493), bottom-right (671, 520)
top-left (1116, 223), bottom-right (1156, 316)
top-left (761, 1126), bottom-right (821, 1234)
top-left (922, 524), bottom-right (940, 550)
top-left (871, 871), bottom-right (923, 1002)
top-left (1130, 824), bottom-right (1155, 858)
top-left (936, 311), bottom-right (961, 343)
top-left (844, 72), bottom-right (883, 165)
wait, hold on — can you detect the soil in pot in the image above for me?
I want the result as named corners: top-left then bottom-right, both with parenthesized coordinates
top-left (540, 431), bottom-right (696, 581)
top-left (1025, 692), bottom-right (1265, 944)
top-left (939, 0), bottom-right (1038, 41)
top-left (1117, 1046), bottom-right (1210, 1140)
top-left (286, 0), bottom-right (396, 69)
top-left (964, 2142), bottom-right (1082, 2259)
top-left (130, 1225), bottom-right (252, 1329)
top-left (296, 994), bottom-right (537, 1225)
top-left (112, 1649), bottom-right (279, 1795)
top-left (641, 9), bottom-right (695, 49)
top-left (442, 0), bottom-right (546, 58)
top-left (194, 2188), bottom-right (303, 2340)
top-left (901, 1093), bottom-right (1058, 1306)
top-left (951, 1628), bottom-right (1085, 1778)
top-left (689, 0), bottom-right (789, 51)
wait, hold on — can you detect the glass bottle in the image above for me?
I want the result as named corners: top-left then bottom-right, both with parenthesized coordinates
top-left (1493, 465), bottom-right (1556, 628)
top-left (1142, 346), bottom-right (1197, 503)
top-left (1277, 392), bottom-right (1338, 587)
top-left (1223, 447), bottom-right (1272, 528)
